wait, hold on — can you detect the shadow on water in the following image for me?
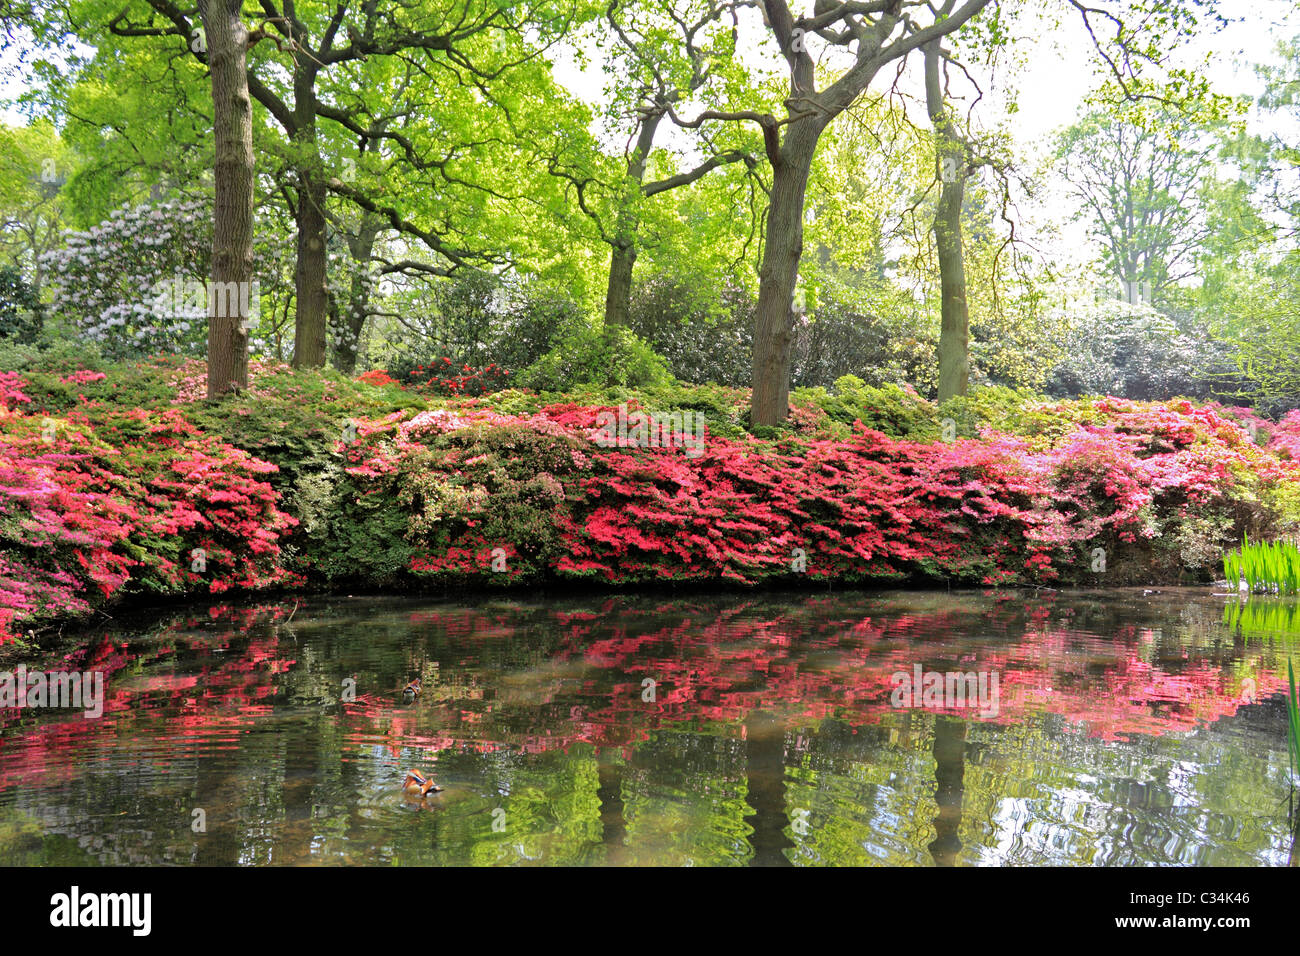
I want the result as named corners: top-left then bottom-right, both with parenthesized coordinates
top-left (0, 587), bottom-right (1297, 865)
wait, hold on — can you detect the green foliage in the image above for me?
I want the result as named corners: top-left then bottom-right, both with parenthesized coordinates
top-left (937, 386), bottom-right (1077, 442)
top-left (627, 271), bottom-right (940, 394)
top-left (1203, 249), bottom-right (1300, 409)
top-left (1223, 599), bottom-right (1300, 641)
top-left (0, 336), bottom-right (103, 378)
top-left (481, 379), bottom-right (750, 438)
top-left (180, 367), bottom-right (422, 584)
top-left (1289, 659), bottom-right (1300, 787)
top-left (789, 280), bottom-right (939, 393)
top-left (1056, 84), bottom-right (1241, 297)
top-left (794, 376), bottom-right (939, 439)
top-left (520, 322), bottom-right (671, 391)
top-left (0, 267), bottom-right (42, 344)
top-left (626, 277), bottom-right (753, 387)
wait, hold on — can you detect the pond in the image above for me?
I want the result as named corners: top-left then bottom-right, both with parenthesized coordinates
top-left (0, 587), bottom-right (1296, 866)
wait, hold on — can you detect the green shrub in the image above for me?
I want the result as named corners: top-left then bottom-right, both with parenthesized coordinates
top-left (936, 386), bottom-right (1074, 442)
top-left (0, 266), bottom-right (42, 344)
top-left (0, 337), bottom-right (104, 376)
top-left (482, 388), bottom-right (546, 417)
top-left (520, 322), bottom-right (671, 391)
top-left (795, 376), bottom-right (939, 439)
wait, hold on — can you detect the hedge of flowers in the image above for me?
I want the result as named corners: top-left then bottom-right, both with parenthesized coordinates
top-left (0, 368), bottom-right (298, 643)
top-left (2, 356), bottom-right (1299, 646)
top-left (323, 396), bottom-right (1299, 593)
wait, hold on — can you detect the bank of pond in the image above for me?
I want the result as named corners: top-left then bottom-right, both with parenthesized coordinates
top-left (2, 356), bottom-right (1299, 645)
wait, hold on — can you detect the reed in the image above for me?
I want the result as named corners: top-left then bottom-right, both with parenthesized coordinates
top-left (1222, 535), bottom-right (1300, 595)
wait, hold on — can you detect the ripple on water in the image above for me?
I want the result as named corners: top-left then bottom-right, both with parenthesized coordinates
top-left (0, 589), bottom-right (1294, 865)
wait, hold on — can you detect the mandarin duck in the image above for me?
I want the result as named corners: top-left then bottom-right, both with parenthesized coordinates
top-left (402, 768), bottom-right (442, 796)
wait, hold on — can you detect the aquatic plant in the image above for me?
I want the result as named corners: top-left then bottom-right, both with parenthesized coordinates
top-left (1222, 536), bottom-right (1300, 595)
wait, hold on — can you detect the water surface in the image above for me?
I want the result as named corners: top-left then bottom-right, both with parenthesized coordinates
top-left (0, 588), bottom-right (1295, 866)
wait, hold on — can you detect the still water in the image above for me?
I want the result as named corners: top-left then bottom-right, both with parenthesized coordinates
top-left (0, 588), bottom-right (1296, 866)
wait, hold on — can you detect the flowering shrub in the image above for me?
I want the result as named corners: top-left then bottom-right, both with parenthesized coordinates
top-left (1270, 410), bottom-right (1300, 461)
top-left (312, 393), bottom-right (1300, 592)
top-left (39, 200), bottom-right (289, 360)
top-left (40, 200), bottom-right (211, 358)
top-left (356, 369), bottom-right (399, 388)
top-left (391, 359), bottom-right (510, 397)
top-left (0, 372), bottom-right (299, 644)
top-left (4, 359), bottom-right (1300, 645)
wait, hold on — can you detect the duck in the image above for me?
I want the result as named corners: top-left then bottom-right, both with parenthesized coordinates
top-left (401, 678), bottom-right (421, 703)
top-left (402, 768), bottom-right (442, 796)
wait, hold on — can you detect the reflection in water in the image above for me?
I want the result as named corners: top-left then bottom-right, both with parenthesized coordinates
top-left (597, 756), bottom-right (626, 865)
top-left (745, 711), bottom-right (794, 867)
top-left (928, 718), bottom-right (967, 867)
top-left (0, 589), bottom-right (1295, 866)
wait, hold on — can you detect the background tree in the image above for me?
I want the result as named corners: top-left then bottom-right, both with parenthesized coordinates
top-left (676, 0), bottom-right (996, 425)
top-left (1057, 85), bottom-right (1236, 304)
top-left (0, 264), bottom-right (42, 342)
top-left (99, 0), bottom-right (585, 369)
top-left (0, 121), bottom-right (75, 296)
top-left (925, 40), bottom-right (976, 401)
top-left (593, 0), bottom-right (760, 327)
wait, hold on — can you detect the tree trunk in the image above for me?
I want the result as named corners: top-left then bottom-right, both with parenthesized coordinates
top-left (934, 174), bottom-right (969, 402)
top-left (926, 41), bottom-right (970, 403)
top-left (927, 716), bottom-right (967, 866)
top-left (292, 169), bottom-right (328, 369)
top-left (743, 710), bottom-right (794, 866)
top-left (750, 119), bottom-right (822, 427)
top-left (596, 755), bottom-right (627, 866)
top-left (602, 108), bottom-right (661, 328)
top-left (603, 242), bottom-right (637, 328)
top-left (291, 50), bottom-right (327, 370)
top-left (330, 213), bottom-right (381, 374)
top-left (204, 0), bottom-right (253, 399)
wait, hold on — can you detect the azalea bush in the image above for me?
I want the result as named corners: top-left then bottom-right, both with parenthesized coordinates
top-left (3, 357), bottom-right (1300, 646)
top-left (0, 370), bottom-right (298, 643)
top-left (302, 389), bottom-right (1300, 592)
top-left (387, 358), bottom-right (511, 397)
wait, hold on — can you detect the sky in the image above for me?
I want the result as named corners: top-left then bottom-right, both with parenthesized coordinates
top-left (6, 2), bottom-right (1291, 135)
